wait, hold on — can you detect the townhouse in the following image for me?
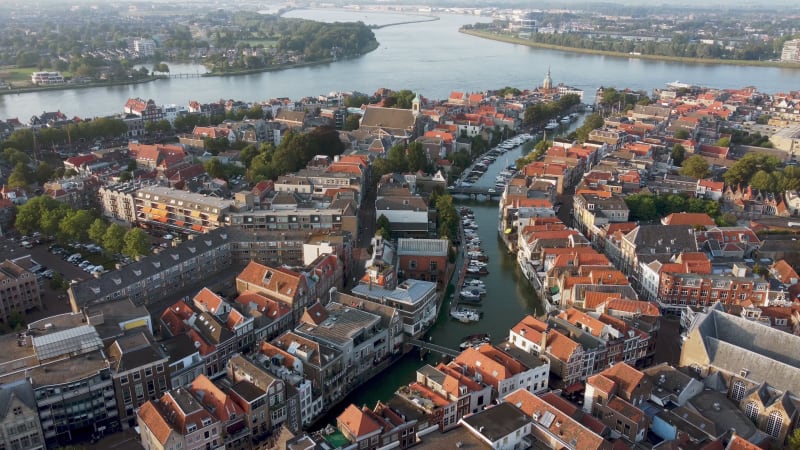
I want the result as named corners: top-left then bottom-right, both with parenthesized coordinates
top-left (584, 363), bottom-right (651, 443)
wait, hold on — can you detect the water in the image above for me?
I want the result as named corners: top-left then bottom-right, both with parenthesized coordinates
top-left (314, 141), bottom-right (547, 427)
top-left (2, 11), bottom-right (798, 119)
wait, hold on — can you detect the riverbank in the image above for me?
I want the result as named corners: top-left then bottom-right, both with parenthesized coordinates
top-left (370, 16), bottom-right (439, 29)
top-left (460, 29), bottom-right (800, 69)
top-left (0, 76), bottom-right (159, 97)
top-left (203, 41), bottom-right (380, 78)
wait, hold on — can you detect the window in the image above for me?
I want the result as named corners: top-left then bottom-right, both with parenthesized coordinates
top-left (745, 401), bottom-right (759, 423)
top-left (135, 383), bottom-right (144, 399)
top-left (766, 411), bottom-right (783, 439)
top-left (731, 381), bottom-right (746, 402)
top-left (12, 406), bottom-right (22, 416)
top-left (409, 260), bottom-right (417, 270)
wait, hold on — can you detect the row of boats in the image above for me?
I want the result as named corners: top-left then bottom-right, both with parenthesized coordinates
top-left (544, 112), bottom-right (579, 131)
top-left (451, 207), bottom-right (488, 324)
top-left (457, 134), bottom-right (535, 188)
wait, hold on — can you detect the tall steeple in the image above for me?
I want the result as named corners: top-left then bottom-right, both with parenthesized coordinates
top-left (542, 66), bottom-right (553, 90)
top-left (412, 93), bottom-right (421, 117)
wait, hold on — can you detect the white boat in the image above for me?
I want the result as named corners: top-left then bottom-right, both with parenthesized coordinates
top-left (451, 310), bottom-right (480, 323)
top-left (560, 116), bottom-right (571, 124)
top-left (466, 279), bottom-right (485, 287)
top-left (469, 260), bottom-right (487, 268)
top-left (545, 119), bottom-right (559, 131)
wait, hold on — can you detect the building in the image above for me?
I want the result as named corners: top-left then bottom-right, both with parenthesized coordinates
top-left (452, 345), bottom-right (549, 399)
top-left (68, 229), bottom-right (232, 310)
top-left (396, 238), bottom-right (449, 286)
top-left (583, 363), bottom-right (650, 443)
top-left (236, 261), bottom-right (312, 323)
top-left (134, 185), bottom-right (234, 234)
top-left (30, 71), bottom-right (65, 85)
top-left (781, 39), bottom-right (800, 63)
top-left (504, 389), bottom-right (610, 450)
top-left (351, 279), bottom-right (438, 338)
top-left (132, 38), bottom-right (156, 57)
top-left (271, 331), bottom-right (345, 408)
top-left (107, 331), bottom-right (171, 429)
top-left (0, 314), bottom-right (118, 447)
top-left (0, 259), bottom-right (42, 325)
top-left (680, 304), bottom-right (800, 443)
top-left (124, 98), bottom-right (164, 122)
top-left (98, 180), bottom-right (152, 224)
top-left (458, 402), bottom-right (532, 450)
top-left (137, 388), bottom-right (222, 450)
top-left (227, 354), bottom-right (295, 432)
top-left (572, 191), bottom-right (630, 245)
top-left (0, 380), bottom-right (45, 450)
top-left (295, 302), bottom-right (389, 386)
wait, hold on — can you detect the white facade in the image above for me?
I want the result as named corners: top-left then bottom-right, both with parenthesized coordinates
top-left (133, 38), bottom-right (156, 57)
top-left (639, 260), bottom-right (661, 301)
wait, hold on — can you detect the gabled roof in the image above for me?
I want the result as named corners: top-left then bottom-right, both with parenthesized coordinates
top-left (189, 374), bottom-right (244, 422)
top-left (597, 362), bottom-right (646, 400)
top-left (193, 287), bottom-right (225, 315)
top-left (237, 261), bottom-right (304, 298)
top-left (138, 401), bottom-right (175, 445)
top-left (338, 404), bottom-right (382, 438)
top-left (504, 389), bottom-right (606, 450)
top-left (661, 212), bottom-right (716, 226)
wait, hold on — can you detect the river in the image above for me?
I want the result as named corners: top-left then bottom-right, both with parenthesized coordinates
top-left (1, 10), bottom-right (798, 120)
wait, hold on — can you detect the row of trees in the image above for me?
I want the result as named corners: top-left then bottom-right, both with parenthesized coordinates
top-left (246, 127), bottom-right (344, 182)
top-left (722, 152), bottom-right (800, 193)
top-left (1, 118), bottom-right (128, 152)
top-left (625, 192), bottom-right (733, 225)
top-left (523, 93), bottom-right (581, 125)
top-left (15, 196), bottom-right (150, 257)
top-left (371, 142), bottom-right (430, 183)
top-left (518, 29), bottom-right (787, 61)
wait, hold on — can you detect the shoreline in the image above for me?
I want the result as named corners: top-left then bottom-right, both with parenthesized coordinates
top-left (203, 41), bottom-right (381, 78)
top-left (460, 29), bottom-right (800, 69)
top-left (0, 76), bottom-right (160, 97)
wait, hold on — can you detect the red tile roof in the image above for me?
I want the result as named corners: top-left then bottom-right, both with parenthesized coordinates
top-left (338, 404), bottom-right (382, 438)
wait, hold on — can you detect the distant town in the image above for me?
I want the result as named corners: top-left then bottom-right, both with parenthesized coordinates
top-left (1, 66), bottom-right (800, 450)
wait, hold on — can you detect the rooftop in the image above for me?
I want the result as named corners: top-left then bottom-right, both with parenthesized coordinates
top-left (351, 279), bottom-right (436, 306)
top-left (462, 403), bottom-right (531, 443)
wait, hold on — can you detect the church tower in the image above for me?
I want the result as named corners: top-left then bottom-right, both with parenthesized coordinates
top-left (542, 67), bottom-right (553, 90)
top-left (412, 93), bottom-right (421, 117)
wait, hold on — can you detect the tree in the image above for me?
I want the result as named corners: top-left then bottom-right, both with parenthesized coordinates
top-left (103, 224), bottom-right (127, 254)
top-left (204, 157), bottom-right (226, 179)
top-left (376, 214), bottom-right (391, 240)
top-left (575, 114), bottom-right (604, 143)
top-left (671, 144), bottom-right (686, 166)
top-left (34, 162), bottom-right (54, 184)
top-left (343, 114), bottom-right (361, 131)
top-left (674, 129), bottom-right (690, 140)
top-left (680, 155), bottom-right (710, 179)
top-left (118, 171), bottom-right (133, 182)
top-left (239, 144), bottom-right (260, 167)
top-left (387, 143), bottom-right (408, 173)
top-left (59, 210), bottom-right (94, 243)
top-left (14, 196), bottom-right (59, 235)
top-left (787, 427), bottom-right (800, 450)
top-left (715, 136), bottom-right (731, 147)
top-left (749, 169), bottom-right (777, 192)
top-left (434, 193), bottom-right (458, 240)
top-left (7, 163), bottom-right (33, 190)
top-left (123, 228), bottom-right (150, 258)
top-left (406, 142), bottom-right (428, 173)
top-left (88, 218), bottom-right (108, 244)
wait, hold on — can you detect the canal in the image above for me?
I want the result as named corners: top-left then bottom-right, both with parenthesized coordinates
top-left (311, 131), bottom-right (577, 427)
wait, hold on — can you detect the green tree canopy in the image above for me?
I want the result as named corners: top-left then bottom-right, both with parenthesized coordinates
top-left (680, 155), bottom-right (710, 179)
top-left (123, 228), bottom-right (150, 258)
top-left (674, 129), bottom-right (690, 140)
top-left (103, 224), bottom-right (127, 254)
top-left (671, 144), bottom-right (686, 166)
top-left (59, 209), bottom-right (94, 243)
top-left (88, 218), bottom-right (108, 244)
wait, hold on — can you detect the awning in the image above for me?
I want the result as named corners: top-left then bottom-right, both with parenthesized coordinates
top-left (564, 382), bottom-right (584, 394)
top-left (175, 221), bottom-right (185, 227)
top-left (191, 224), bottom-right (203, 231)
top-left (156, 217), bottom-right (168, 223)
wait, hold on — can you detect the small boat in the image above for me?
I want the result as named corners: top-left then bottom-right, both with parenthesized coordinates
top-left (451, 309), bottom-right (480, 323)
top-left (460, 288), bottom-right (483, 300)
top-left (560, 116), bottom-right (571, 124)
top-left (465, 279), bottom-right (485, 287)
top-left (469, 260), bottom-right (487, 268)
top-left (460, 333), bottom-right (491, 349)
top-left (466, 265), bottom-right (489, 276)
top-left (545, 119), bottom-right (559, 131)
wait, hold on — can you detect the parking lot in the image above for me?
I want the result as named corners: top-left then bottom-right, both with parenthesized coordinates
top-left (0, 235), bottom-right (101, 322)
